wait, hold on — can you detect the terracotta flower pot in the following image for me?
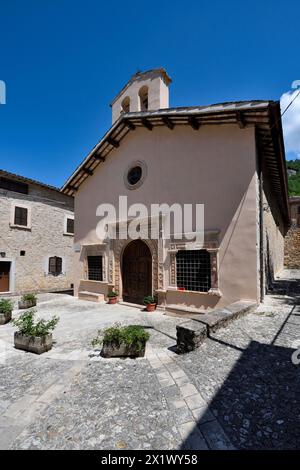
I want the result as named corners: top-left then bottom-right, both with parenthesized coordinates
top-left (108, 296), bottom-right (118, 304)
top-left (146, 303), bottom-right (156, 312)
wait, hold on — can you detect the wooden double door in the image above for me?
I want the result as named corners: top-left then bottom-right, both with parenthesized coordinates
top-left (122, 240), bottom-right (152, 305)
top-left (0, 262), bottom-right (10, 292)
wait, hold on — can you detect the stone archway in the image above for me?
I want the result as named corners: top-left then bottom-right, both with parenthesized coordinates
top-left (122, 240), bottom-right (152, 304)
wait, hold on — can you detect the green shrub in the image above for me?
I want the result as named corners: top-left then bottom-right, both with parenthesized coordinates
top-left (143, 295), bottom-right (156, 305)
top-left (107, 291), bottom-right (118, 298)
top-left (13, 309), bottom-right (59, 337)
top-left (92, 323), bottom-right (150, 351)
top-left (21, 293), bottom-right (37, 303)
top-left (0, 298), bottom-right (14, 314)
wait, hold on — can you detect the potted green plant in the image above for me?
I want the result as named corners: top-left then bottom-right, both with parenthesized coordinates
top-left (0, 298), bottom-right (14, 325)
top-left (92, 323), bottom-right (150, 358)
top-left (13, 309), bottom-right (59, 354)
top-left (144, 295), bottom-right (156, 312)
top-left (107, 291), bottom-right (118, 304)
top-left (18, 293), bottom-right (37, 310)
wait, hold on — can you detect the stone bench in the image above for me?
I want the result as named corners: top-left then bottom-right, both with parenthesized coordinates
top-left (176, 300), bottom-right (257, 353)
top-left (176, 321), bottom-right (207, 354)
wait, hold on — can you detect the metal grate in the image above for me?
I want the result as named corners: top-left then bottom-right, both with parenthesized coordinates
top-left (87, 256), bottom-right (103, 281)
top-left (176, 250), bottom-right (211, 292)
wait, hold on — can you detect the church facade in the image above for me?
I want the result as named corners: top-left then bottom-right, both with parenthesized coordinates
top-left (62, 68), bottom-right (289, 313)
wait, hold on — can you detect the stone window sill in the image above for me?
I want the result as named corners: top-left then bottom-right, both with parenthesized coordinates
top-left (45, 272), bottom-right (66, 277)
top-left (10, 224), bottom-right (31, 231)
top-left (81, 279), bottom-right (107, 284)
top-left (63, 232), bottom-right (74, 237)
top-left (166, 287), bottom-right (222, 297)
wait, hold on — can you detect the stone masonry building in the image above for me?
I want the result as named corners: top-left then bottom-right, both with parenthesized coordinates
top-left (284, 196), bottom-right (300, 268)
top-left (62, 68), bottom-right (289, 313)
top-left (0, 170), bottom-right (75, 295)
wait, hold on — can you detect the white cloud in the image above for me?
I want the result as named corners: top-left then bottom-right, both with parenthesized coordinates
top-left (280, 85), bottom-right (300, 158)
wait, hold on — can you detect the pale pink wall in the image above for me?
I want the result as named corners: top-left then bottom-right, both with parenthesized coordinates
top-left (74, 124), bottom-right (259, 308)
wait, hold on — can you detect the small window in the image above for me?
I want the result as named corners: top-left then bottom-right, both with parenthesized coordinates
top-left (49, 256), bottom-right (63, 276)
top-left (87, 256), bottom-right (103, 281)
top-left (297, 206), bottom-right (300, 214)
top-left (176, 250), bottom-right (211, 293)
top-left (20, 250), bottom-right (26, 256)
top-left (139, 86), bottom-right (149, 111)
top-left (14, 207), bottom-right (28, 226)
top-left (127, 166), bottom-right (142, 186)
top-left (121, 96), bottom-right (130, 114)
top-left (66, 218), bottom-right (74, 234)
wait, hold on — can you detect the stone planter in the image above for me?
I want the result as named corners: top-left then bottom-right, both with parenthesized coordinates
top-left (145, 303), bottom-right (156, 312)
top-left (108, 296), bottom-right (118, 305)
top-left (101, 341), bottom-right (146, 358)
top-left (0, 311), bottom-right (12, 325)
top-left (14, 331), bottom-right (53, 354)
top-left (18, 299), bottom-right (37, 310)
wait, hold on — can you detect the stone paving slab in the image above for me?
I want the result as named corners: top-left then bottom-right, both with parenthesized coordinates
top-left (1, 277), bottom-right (300, 450)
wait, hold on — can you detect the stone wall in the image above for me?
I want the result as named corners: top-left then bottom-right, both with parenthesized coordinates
top-left (0, 183), bottom-right (76, 294)
top-left (284, 224), bottom-right (300, 268)
top-left (262, 177), bottom-right (286, 288)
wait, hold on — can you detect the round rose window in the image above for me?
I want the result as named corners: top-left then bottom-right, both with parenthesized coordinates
top-left (127, 165), bottom-right (142, 186)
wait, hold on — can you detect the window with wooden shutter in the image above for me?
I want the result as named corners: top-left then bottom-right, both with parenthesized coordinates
top-left (66, 218), bottom-right (74, 234)
top-left (14, 207), bottom-right (28, 226)
top-left (49, 256), bottom-right (63, 276)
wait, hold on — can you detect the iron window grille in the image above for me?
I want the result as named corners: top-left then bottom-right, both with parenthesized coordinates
top-left (87, 256), bottom-right (103, 281)
top-left (176, 249), bottom-right (211, 292)
top-left (66, 218), bottom-right (74, 234)
top-left (49, 256), bottom-right (63, 276)
top-left (14, 207), bottom-right (28, 226)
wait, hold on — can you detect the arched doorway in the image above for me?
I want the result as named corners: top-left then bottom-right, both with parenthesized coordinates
top-left (122, 240), bottom-right (152, 304)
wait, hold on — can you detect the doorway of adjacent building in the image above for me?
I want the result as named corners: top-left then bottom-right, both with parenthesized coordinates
top-left (122, 240), bottom-right (152, 304)
top-left (0, 261), bottom-right (10, 292)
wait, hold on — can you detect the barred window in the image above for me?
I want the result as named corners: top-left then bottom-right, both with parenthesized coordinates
top-left (87, 256), bottom-right (103, 281)
top-left (176, 250), bottom-right (211, 292)
top-left (66, 218), bottom-right (74, 234)
top-left (14, 206), bottom-right (28, 226)
top-left (49, 256), bottom-right (63, 276)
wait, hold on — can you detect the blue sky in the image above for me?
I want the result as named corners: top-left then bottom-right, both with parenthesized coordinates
top-left (0, 0), bottom-right (299, 187)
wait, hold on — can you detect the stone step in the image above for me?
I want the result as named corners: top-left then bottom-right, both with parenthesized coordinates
top-left (78, 291), bottom-right (105, 303)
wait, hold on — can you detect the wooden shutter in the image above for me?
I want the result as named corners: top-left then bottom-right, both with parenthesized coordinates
top-left (66, 218), bottom-right (74, 234)
top-left (14, 207), bottom-right (28, 226)
top-left (49, 256), bottom-right (63, 276)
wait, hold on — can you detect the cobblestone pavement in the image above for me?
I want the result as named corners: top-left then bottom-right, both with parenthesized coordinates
top-left (1, 270), bottom-right (300, 450)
